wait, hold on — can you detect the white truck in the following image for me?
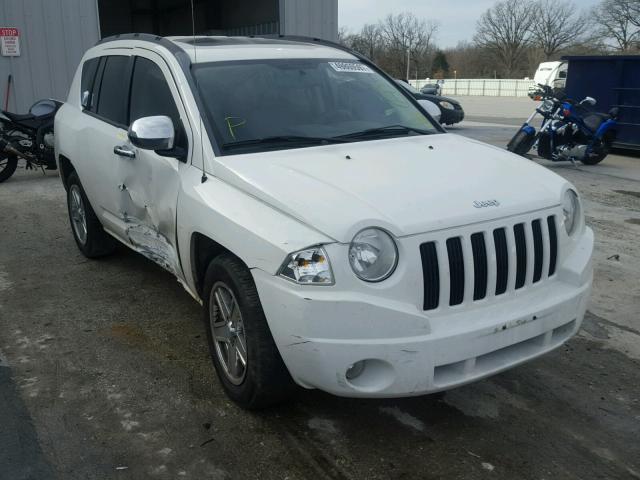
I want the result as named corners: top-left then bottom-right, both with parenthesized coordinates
top-left (55, 35), bottom-right (593, 409)
top-left (528, 61), bottom-right (568, 99)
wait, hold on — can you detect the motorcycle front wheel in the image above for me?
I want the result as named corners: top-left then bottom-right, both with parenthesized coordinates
top-left (0, 155), bottom-right (18, 183)
top-left (507, 129), bottom-right (536, 156)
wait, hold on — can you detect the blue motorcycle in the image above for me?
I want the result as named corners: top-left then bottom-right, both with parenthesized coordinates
top-left (507, 85), bottom-right (618, 165)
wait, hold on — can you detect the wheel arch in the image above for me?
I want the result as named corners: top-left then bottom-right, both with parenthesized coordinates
top-left (58, 154), bottom-right (75, 190)
top-left (190, 232), bottom-right (248, 298)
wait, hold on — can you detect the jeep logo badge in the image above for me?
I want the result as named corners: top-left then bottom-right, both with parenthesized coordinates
top-left (473, 200), bottom-right (500, 208)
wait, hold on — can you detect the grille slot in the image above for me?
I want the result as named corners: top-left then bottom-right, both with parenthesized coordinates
top-left (471, 232), bottom-right (487, 300)
top-left (547, 215), bottom-right (557, 276)
top-left (513, 223), bottom-right (527, 289)
top-left (446, 237), bottom-right (465, 306)
top-left (493, 228), bottom-right (509, 295)
top-left (420, 213), bottom-right (559, 311)
top-left (420, 242), bottom-right (440, 310)
top-left (532, 219), bottom-right (543, 283)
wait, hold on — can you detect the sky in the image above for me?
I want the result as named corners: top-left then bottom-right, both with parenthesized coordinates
top-left (339, 0), bottom-right (601, 48)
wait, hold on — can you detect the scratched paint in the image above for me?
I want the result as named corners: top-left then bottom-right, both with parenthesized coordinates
top-left (126, 223), bottom-right (179, 275)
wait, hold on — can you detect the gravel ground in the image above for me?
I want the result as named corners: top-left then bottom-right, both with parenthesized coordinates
top-left (1, 103), bottom-right (639, 479)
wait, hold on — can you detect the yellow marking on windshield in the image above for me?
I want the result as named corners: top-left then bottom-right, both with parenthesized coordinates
top-left (225, 116), bottom-right (247, 140)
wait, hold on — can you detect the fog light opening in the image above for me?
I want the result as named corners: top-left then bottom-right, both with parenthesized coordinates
top-left (345, 360), bottom-right (366, 380)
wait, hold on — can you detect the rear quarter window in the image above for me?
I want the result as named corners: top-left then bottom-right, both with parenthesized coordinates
top-left (80, 57), bottom-right (100, 109)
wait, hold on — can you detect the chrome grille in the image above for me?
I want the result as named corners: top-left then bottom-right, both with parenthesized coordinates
top-left (421, 215), bottom-right (559, 311)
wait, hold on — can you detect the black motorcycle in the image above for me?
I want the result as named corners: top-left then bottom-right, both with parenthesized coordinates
top-left (0, 99), bottom-right (63, 183)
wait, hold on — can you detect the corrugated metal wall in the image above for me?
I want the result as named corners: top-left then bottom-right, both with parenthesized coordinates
top-left (0, 0), bottom-right (100, 113)
top-left (279, 0), bottom-right (338, 42)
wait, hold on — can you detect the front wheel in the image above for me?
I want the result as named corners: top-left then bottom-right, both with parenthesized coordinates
top-left (203, 254), bottom-right (294, 409)
top-left (0, 155), bottom-right (18, 183)
top-left (507, 129), bottom-right (536, 156)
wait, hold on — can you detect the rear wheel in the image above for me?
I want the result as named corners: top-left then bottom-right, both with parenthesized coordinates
top-left (0, 155), bottom-right (18, 183)
top-left (582, 141), bottom-right (610, 165)
top-left (66, 171), bottom-right (116, 258)
top-left (203, 254), bottom-right (294, 409)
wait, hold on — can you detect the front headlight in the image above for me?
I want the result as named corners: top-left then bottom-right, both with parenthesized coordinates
top-left (562, 189), bottom-right (580, 235)
top-left (279, 246), bottom-right (334, 285)
top-left (439, 101), bottom-right (454, 110)
top-left (349, 228), bottom-right (398, 282)
top-left (539, 99), bottom-right (555, 113)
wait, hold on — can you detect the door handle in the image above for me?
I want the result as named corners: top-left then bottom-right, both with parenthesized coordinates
top-left (113, 145), bottom-right (135, 159)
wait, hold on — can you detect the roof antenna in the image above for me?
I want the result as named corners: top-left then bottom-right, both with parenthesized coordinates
top-left (190, 0), bottom-right (208, 183)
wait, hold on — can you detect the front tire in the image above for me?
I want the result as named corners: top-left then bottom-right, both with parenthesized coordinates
top-left (203, 254), bottom-right (294, 409)
top-left (507, 130), bottom-right (535, 156)
top-left (66, 171), bottom-right (116, 258)
top-left (0, 155), bottom-right (18, 183)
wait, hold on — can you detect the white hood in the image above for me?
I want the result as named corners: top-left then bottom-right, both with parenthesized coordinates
top-left (211, 134), bottom-right (566, 243)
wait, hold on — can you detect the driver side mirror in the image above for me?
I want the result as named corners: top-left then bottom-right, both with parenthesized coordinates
top-left (128, 115), bottom-right (175, 151)
top-left (580, 97), bottom-right (596, 106)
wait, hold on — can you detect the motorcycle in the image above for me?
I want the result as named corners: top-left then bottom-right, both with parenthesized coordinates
top-left (0, 98), bottom-right (62, 183)
top-left (507, 84), bottom-right (618, 165)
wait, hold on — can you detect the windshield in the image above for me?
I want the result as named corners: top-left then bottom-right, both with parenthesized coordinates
top-left (193, 58), bottom-right (439, 154)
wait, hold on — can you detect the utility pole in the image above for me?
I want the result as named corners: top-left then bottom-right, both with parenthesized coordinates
top-left (406, 47), bottom-right (410, 81)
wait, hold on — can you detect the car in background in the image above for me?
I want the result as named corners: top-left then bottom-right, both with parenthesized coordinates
top-left (396, 80), bottom-right (464, 126)
top-left (420, 82), bottom-right (442, 95)
top-left (394, 80), bottom-right (441, 123)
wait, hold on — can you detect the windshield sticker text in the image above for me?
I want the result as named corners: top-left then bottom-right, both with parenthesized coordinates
top-left (328, 62), bottom-right (373, 74)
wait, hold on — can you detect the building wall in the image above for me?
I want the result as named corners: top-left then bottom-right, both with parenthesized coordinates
top-left (0, 0), bottom-right (100, 112)
top-left (279, 0), bottom-right (338, 42)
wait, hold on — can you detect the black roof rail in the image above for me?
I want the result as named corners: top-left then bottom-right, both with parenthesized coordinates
top-left (97, 32), bottom-right (166, 45)
top-left (249, 34), bottom-right (369, 61)
top-left (95, 32), bottom-right (189, 62)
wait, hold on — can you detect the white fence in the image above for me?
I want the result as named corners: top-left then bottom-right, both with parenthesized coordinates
top-left (410, 79), bottom-right (536, 97)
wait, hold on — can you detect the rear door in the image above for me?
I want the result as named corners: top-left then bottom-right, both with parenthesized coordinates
top-left (77, 52), bottom-right (135, 237)
top-left (113, 50), bottom-right (192, 277)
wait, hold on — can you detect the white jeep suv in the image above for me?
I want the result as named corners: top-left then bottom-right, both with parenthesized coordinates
top-left (55, 34), bottom-right (593, 409)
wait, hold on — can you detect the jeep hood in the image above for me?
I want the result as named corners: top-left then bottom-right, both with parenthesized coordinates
top-left (212, 134), bottom-right (566, 243)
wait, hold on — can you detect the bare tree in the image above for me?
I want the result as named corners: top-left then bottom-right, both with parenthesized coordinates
top-left (474, 0), bottom-right (537, 76)
top-left (631, 0), bottom-right (640, 27)
top-left (349, 23), bottom-right (384, 61)
top-left (530, 0), bottom-right (590, 58)
top-left (379, 13), bottom-right (439, 79)
top-left (593, 0), bottom-right (640, 51)
top-left (337, 26), bottom-right (351, 45)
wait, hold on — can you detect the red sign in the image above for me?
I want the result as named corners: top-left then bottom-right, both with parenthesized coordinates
top-left (0, 28), bottom-right (19, 37)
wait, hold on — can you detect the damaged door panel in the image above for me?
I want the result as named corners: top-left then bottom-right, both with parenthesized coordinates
top-left (116, 154), bottom-right (182, 276)
top-left (112, 51), bottom-right (192, 278)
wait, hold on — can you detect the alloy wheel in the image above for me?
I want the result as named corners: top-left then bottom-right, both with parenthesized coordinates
top-left (69, 184), bottom-right (88, 245)
top-left (209, 281), bottom-right (248, 385)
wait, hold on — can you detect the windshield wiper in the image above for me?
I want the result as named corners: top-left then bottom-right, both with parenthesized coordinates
top-left (335, 125), bottom-right (433, 140)
top-left (223, 135), bottom-right (350, 150)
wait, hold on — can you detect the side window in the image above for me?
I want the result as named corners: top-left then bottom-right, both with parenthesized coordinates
top-left (129, 57), bottom-right (185, 148)
top-left (80, 58), bottom-right (100, 109)
top-left (96, 56), bottom-right (131, 126)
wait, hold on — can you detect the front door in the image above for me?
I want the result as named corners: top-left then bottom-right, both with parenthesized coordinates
top-left (112, 51), bottom-right (192, 277)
